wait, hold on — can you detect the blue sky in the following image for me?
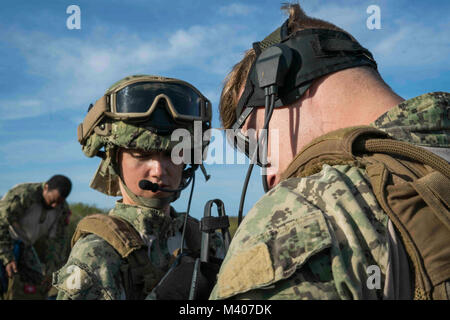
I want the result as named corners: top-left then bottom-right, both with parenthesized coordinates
top-left (0, 0), bottom-right (449, 220)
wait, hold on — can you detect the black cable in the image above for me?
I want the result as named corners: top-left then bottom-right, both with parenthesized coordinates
top-left (180, 172), bottom-right (196, 254)
top-left (237, 163), bottom-right (254, 225)
top-left (237, 92), bottom-right (276, 225)
top-left (261, 94), bottom-right (276, 193)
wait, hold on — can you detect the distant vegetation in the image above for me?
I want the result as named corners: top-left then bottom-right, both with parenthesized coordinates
top-left (68, 202), bottom-right (109, 239)
top-left (67, 202), bottom-right (239, 242)
top-left (228, 216), bottom-right (239, 238)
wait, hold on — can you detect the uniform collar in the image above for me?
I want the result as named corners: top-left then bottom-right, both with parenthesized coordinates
top-left (110, 201), bottom-right (184, 240)
top-left (371, 92), bottom-right (449, 148)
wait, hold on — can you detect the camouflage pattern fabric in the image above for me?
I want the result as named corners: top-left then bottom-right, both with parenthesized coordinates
top-left (53, 202), bottom-right (224, 300)
top-left (372, 92), bottom-right (449, 147)
top-left (82, 121), bottom-right (177, 159)
top-left (84, 121), bottom-right (182, 197)
top-left (210, 92), bottom-right (449, 300)
top-left (105, 74), bottom-right (180, 95)
top-left (0, 183), bottom-right (70, 273)
top-left (0, 183), bottom-right (42, 265)
top-left (82, 74), bottom-right (198, 197)
top-left (0, 183), bottom-right (70, 299)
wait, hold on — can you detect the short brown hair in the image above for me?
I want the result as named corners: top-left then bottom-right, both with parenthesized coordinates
top-left (219, 3), bottom-right (353, 129)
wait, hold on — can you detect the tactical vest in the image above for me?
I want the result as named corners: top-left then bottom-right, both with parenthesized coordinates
top-left (71, 213), bottom-right (202, 300)
top-left (280, 126), bottom-right (450, 300)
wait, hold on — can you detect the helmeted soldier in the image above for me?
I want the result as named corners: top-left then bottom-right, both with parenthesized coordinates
top-left (53, 75), bottom-right (223, 300)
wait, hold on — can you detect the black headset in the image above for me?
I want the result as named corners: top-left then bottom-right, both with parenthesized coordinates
top-left (234, 20), bottom-right (378, 225)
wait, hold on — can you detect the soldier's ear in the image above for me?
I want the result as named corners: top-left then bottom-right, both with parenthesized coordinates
top-left (43, 183), bottom-right (49, 193)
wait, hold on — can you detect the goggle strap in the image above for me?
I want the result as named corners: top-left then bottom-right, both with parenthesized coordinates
top-left (232, 107), bottom-right (254, 130)
top-left (78, 95), bottom-right (109, 144)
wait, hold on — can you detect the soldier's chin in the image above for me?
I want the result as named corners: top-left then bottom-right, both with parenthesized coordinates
top-left (145, 190), bottom-right (170, 198)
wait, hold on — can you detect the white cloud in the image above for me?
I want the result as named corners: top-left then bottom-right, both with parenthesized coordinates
top-left (219, 3), bottom-right (257, 17)
top-left (1, 22), bottom-right (256, 120)
top-left (371, 23), bottom-right (450, 69)
top-left (291, 2), bottom-right (450, 75)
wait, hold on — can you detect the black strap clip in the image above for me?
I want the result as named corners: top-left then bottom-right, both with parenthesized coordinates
top-left (200, 199), bottom-right (231, 263)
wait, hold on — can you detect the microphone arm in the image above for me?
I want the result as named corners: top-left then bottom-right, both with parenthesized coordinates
top-left (138, 176), bottom-right (193, 193)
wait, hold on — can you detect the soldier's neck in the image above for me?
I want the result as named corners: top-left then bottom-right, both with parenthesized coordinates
top-left (294, 67), bottom-right (404, 154)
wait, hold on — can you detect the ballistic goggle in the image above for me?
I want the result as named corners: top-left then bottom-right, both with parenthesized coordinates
top-left (230, 23), bottom-right (378, 165)
top-left (78, 76), bottom-right (212, 144)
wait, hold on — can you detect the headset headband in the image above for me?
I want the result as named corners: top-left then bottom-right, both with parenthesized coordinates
top-left (235, 22), bottom-right (378, 120)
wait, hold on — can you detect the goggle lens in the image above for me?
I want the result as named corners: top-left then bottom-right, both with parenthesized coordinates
top-left (116, 82), bottom-right (203, 118)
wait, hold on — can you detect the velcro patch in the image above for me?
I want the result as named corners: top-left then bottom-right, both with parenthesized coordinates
top-left (61, 265), bottom-right (93, 295)
top-left (217, 243), bottom-right (274, 299)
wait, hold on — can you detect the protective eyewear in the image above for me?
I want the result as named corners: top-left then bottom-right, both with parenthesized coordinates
top-left (78, 78), bottom-right (211, 144)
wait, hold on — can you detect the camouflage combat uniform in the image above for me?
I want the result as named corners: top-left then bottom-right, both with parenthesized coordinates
top-left (53, 75), bottom-right (223, 299)
top-left (0, 182), bottom-right (70, 299)
top-left (53, 203), bottom-right (217, 299)
top-left (210, 92), bottom-right (449, 300)
top-left (52, 122), bottom-right (224, 299)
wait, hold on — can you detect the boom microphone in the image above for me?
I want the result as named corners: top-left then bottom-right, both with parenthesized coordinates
top-left (138, 180), bottom-right (160, 192)
top-left (138, 179), bottom-right (188, 193)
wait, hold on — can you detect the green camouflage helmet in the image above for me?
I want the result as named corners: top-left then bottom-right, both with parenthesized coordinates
top-left (78, 74), bottom-right (211, 196)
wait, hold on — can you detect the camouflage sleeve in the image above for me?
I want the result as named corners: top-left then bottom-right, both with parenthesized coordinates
top-left (0, 187), bottom-right (31, 265)
top-left (210, 165), bottom-right (390, 300)
top-left (53, 234), bottom-right (126, 300)
top-left (224, 251), bottom-right (340, 300)
top-left (41, 202), bottom-right (71, 275)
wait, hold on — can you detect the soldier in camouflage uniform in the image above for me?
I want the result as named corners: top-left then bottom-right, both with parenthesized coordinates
top-left (53, 75), bottom-right (224, 299)
top-left (210, 4), bottom-right (449, 300)
top-left (0, 175), bottom-right (72, 299)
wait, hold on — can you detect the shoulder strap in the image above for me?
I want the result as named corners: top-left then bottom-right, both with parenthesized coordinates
top-left (281, 125), bottom-right (450, 181)
top-left (281, 126), bottom-right (388, 180)
top-left (282, 125), bottom-right (450, 300)
top-left (355, 137), bottom-right (450, 179)
top-left (71, 214), bottom-right (165, 299)
top-left (71, 214), bottom-right (144, 258)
